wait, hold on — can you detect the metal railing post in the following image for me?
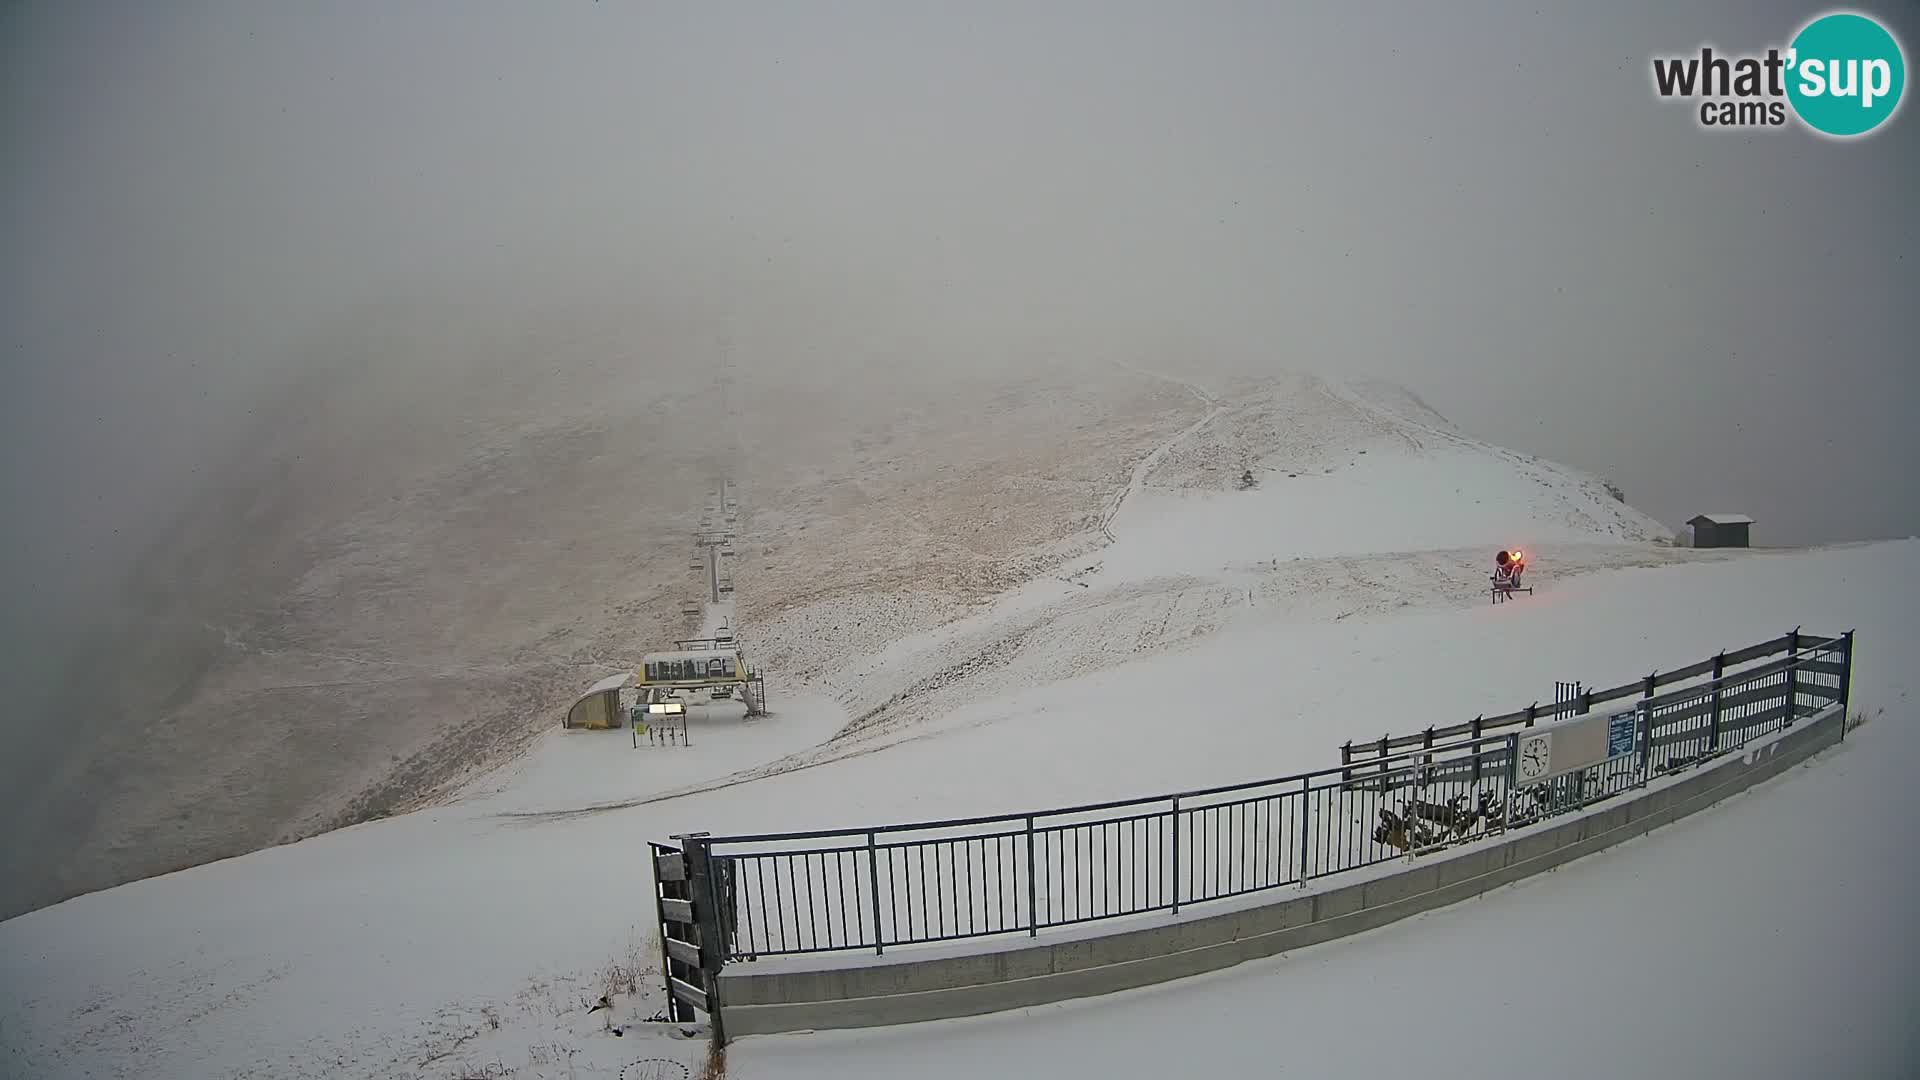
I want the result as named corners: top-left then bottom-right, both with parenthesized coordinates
top-left (1470, 716), bottom-right (1485, 783)
top-left (1839, 630), bottom-right (1856, 736)
top-left (1025, 816), bottom-right (1039, 934)
top-left (866, 831), bottom-right (883, 955)
top-left (1169, 798), bottom-right (1182, 914)
top-left (1784, 626), bottom-right (1801, 729)
top-left (1503, 732), bottom-right (1520, 828)
top-left (1297, 776), bottom-right (1311, 885)
top-left (1637, 700), bottom-right (1653, 783)
top-left (1708, 652), bottom-right (1725, 752)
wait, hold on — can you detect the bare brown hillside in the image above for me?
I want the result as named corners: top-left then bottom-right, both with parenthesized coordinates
top-left (1, 324), bottom-right (1202, 919)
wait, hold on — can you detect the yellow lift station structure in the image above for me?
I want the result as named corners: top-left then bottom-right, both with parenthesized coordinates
top-left (637, 640), bottom-right (766, 716)
top-left (565, 642), bottom-right (768, 731)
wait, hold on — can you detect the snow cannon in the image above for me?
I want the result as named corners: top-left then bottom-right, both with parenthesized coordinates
top-left (1490, 549), bottom-right (1532, 604)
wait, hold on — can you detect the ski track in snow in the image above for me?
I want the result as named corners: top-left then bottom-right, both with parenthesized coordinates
top-left (1097, 362), bottom-right (1224, 543)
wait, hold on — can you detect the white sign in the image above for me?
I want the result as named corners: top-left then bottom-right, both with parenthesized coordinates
top-left (1512, 708), bottom-right (1642, 786)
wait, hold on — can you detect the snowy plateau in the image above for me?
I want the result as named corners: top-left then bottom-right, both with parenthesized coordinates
top-left (3, 372), bottom-right (1915, 1080)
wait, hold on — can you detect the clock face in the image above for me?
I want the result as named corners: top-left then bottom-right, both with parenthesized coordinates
top-left (1517, 734), bottom-right (1551, 780)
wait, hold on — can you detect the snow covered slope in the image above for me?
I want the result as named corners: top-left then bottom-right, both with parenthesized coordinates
top-left (1106, 373), bottom-right (1665, 576)
top-left (676, 375), bottom-right (1685, 784)
top-left (2, 376), bottom-right (1911, 1080)
top-left (736, 669), bottom-right (1920, 1080)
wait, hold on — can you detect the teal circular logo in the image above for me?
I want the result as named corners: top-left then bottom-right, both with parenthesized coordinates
top-left (1786, 12), bottom-right (1906, 137)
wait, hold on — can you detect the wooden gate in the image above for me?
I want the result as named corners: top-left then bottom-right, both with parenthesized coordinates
top-left (649, 835), bottom-right (731, 1044)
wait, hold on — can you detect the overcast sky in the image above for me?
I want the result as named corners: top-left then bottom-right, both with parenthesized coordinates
top-left (3, 1), bottom-right (1915, 691)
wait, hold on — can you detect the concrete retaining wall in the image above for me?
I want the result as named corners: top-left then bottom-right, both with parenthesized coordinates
top-left (719, 704), bottom-right (1845, 1037)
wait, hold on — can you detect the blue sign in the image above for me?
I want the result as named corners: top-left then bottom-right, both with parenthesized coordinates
top-left (1607, 711), bottom-right (1637, 758)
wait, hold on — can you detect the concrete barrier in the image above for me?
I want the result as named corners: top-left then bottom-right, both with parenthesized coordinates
top-left (718, 703), bottom-right (1845, 1037)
